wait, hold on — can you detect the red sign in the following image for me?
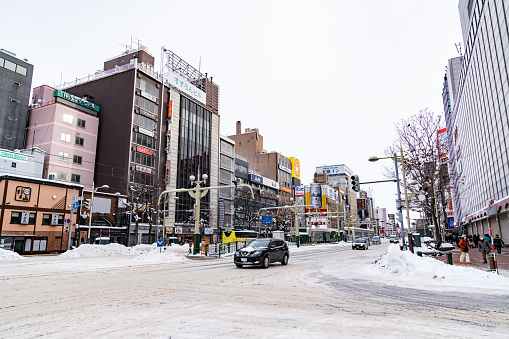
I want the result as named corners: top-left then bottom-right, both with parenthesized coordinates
top-left (168, 101), bottom-right (173, 118)
top-left (137, 146), bottom-right (153, 155)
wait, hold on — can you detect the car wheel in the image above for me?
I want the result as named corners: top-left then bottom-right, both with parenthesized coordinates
top-left (235, 264), bottom-right (243, 268)
top-left (281, 254), bottom-right (289, 265)
top-left (262, 255), bottom-right (270, 268)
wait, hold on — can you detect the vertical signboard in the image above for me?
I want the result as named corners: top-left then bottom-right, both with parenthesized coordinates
top-left (289, 157), bottom-right (301, 180)
top-left (310, 183), bottom-right (322, 208)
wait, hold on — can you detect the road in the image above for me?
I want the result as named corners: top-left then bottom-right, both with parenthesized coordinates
top-left (1, 243), bottom-right (508, 338)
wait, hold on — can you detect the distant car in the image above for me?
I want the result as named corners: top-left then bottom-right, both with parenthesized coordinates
top-left (389, 235), bottom-right (399, 243)
top-left (234, 238), bottom-right (289, 268)
top-left (371, 236), bottom-right (381, 245)
top-left (352, 238), bottom-right (369, 250)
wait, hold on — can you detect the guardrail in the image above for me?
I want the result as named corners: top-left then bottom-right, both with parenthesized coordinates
top-left (206, 241), bottom-right (250, 257)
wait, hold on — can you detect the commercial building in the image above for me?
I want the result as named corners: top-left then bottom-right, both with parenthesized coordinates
top-left (59, 45), bottom-right (220, 244)
top-left (445, 0), bottom-right (509, 238)
top-left (219, 135), bottom-right (235, 229)
top-left (0, 147), bottom-right (44, 177)
top-left (26, 86), bottom-right (100, 190)
top-left (0, 49), bottom-right (33, 151)
top-left (0, 174), bottom-right (82, 254)
top-left (229, 121), bottom-right (296, 206)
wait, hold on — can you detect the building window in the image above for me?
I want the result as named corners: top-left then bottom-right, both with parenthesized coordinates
top-left (10, 211), bottom-right (35, 224)
top-left (59, 152), bottom-right (69, 161)
top-left (63, 114), bottom-right (73, 124)
top-left (220, 154), bottom-right (233, 170)
top-left (11, 162), bottom-right (16, 168)
top-left (75, 136), bottom-right (84, 146)
top-left (133, 113), bottom-right (157, 131)
top-left (71, 174), bottom-right (80, 183)
top-left (131, 151), bottom-right (155, 168)
top-left (42, 214), bottom-right (64, 225)
top-left (77, 118), bottom-right (86, 128)
top-left (132, 132), bottom-right (156, 149)
top-left (73, 155), bottom-right (82, 165)
top-left (57, 172), bottom-right (67, 180)
top-left (136, 96), bottom-right (158, 115)
top-left (61, 133), bottom-right (71, 143)
top-left (136, 78), bottom-right (159, 97)
top-left (15, 65), bottom-right (27, 76)
top-left (4, 59), bottom-right (16, 72)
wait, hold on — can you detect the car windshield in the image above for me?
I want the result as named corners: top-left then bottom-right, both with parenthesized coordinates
top-left (354, 239), bottom-right (366, 243)
top-left (390, 236), bottom-right (398, 239)
top-left (372, 237), bottom-right (380, 240)
top-left (246, 239), bottom-right (271, 248)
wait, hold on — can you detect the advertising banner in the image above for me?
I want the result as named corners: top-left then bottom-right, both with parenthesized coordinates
top-left (168, 71), bottom-right (206, 105)
top-left (310, 183), bottom-right (322, 208)
top-left (289, 157), bottom-right (301, 180)
top-left (295, 186), bottom-right (305, 197)
top-left (250, 173), bottom-right (263, 184)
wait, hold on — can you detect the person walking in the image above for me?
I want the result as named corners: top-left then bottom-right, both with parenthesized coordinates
top-left (493, 234), bottom-right (505, 254)
top-left (479, 234), bottom-right (491, 263)
top-left (473, 234), bottom-right (479, 248)
top-left (458, 234), bottom-right (471, 264)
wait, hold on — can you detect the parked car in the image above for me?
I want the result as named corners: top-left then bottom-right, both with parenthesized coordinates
top-left (389, 235), bottom-right (400, 243)
top-left (371, 236), bottom-right (381, 245)
top-left (234, 238), bottom-right (289, 268)
top-left (352, 238), bottom-right (369, 250)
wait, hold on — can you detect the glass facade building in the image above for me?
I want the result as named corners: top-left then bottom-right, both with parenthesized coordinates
top-left (175, 96), bottom-right (212, 224)
top-left (448, 0), bottom-right (509, 234)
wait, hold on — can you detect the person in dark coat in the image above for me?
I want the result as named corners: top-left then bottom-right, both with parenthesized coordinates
top-left (493, 234), bottom-right (504, 254)
top-left (472, 234), bottom-right (479, 248)
top-left (478, 234), bottom-right (491, 263)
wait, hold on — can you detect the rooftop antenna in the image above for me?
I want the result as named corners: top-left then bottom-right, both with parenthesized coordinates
top-left (455, 42), bottom-right (462, 56)
top-left (119, 43), bottom-right (129, 53)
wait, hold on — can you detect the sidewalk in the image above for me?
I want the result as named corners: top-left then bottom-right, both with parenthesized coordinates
top-left (431, 245), bottom-right (509, 273)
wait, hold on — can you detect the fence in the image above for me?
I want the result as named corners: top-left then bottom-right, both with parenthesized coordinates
top-left (206, 241), bottom-right (250, 257)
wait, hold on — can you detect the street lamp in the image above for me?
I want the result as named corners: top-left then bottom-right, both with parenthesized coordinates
top-left (87, 182), bottom-right (109, 244)
top-left (158, 177), bottom-right (254, 255)
top-left (369, 145), bottom-right (412, 250)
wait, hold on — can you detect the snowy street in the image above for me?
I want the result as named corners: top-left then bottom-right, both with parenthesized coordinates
top-left (1, 242), bottom-right (509, 338)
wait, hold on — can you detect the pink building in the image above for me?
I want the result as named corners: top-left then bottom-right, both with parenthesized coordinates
top-left (26, 85), bottom-right (99, 190)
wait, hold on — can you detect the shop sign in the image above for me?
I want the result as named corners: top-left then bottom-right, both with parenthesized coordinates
top-left (21, 212), bottom-right (30, 224)
top-left (168, 100), bottom-right (173, 118)
top-left (51, 214), bottom-right (60, 225)
top-left (250, 173), bottom-right (263, 184)
top-left (139, 127), bottom-right (155, 137)
top-left (137, 146), bottom-right (153, 155)
top-left (280, 186), bottom-right (292, 193)
top-left (136, 165), bottom-right (152, 174)
top-left (15, 186), bottom-right (31, 201)
top-left (53, 90), bottom-right (100, 112)
top-left (174, 226), bottom-right (183, 234)
top-left (1, 151), bottom-right (27, 162)
top-left (204, 228), bottom-right (214, 235)
top-left (295, 186), bottom-right (305, 197)
top-left (262, 177), bottom-right (279, 189)
top-left (278, 164), bottom-right (292, 174)
top-left (168, 71), bottom-right (206, 105)
top-left (140, 90), bottom-right (157, 103)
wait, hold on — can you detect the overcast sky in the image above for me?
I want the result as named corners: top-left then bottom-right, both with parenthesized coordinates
top-left (1, 0), bottom-right (463, 219)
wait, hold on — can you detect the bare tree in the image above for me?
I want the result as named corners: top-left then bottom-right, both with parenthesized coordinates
top-left (384, 108), bottom-right (452, 247)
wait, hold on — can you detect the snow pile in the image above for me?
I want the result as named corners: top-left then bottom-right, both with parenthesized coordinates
top-left (374, 244), bottom-right (509, 291)
top-left (59, 243), bottom-right (190, 263)
top-left (60, 243), bottom-right (132, 257)
top-left (0, 248), bottom-right (23, 260)
top-left (289, 241), bottom-right (350, 253)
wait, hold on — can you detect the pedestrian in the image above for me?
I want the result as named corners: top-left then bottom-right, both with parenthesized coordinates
top-left (455, 234), bottom-right (460, 247)
top-left (472, 234), bottom-right (479, 248)
top-left (467, 235), bottom-right (474, 249)
top-left (458, 234), bottom-right (471, 264)
top-left (478, 234), bottom-right (491, 263)
top-left (493, 234), bottom-right (505, 254)
top-left (188, 242), bottom-right (193, 254)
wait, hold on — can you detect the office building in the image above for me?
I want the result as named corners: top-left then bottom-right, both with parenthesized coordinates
top-left (26, 86), bottom-right (99, 190)
top-left (0, 49), bottom-right (33, 150)
top-left (446, 0), bottom-right (509, 238)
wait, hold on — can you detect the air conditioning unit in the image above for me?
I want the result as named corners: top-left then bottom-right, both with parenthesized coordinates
top-left (48, 173), bottom-right (56, 180)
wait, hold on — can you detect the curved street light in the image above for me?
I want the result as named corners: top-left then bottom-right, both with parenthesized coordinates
top-left (87, 182), bottom-right (109, 244)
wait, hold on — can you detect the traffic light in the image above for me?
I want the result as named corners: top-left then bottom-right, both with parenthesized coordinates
top-left (351, 174), bottom-right (360, 192)
top-left (84, 198), bottom-right (91, 210)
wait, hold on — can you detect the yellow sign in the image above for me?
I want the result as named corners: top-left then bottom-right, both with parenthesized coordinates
top-left (289, 157), bottom-right (301, 180)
